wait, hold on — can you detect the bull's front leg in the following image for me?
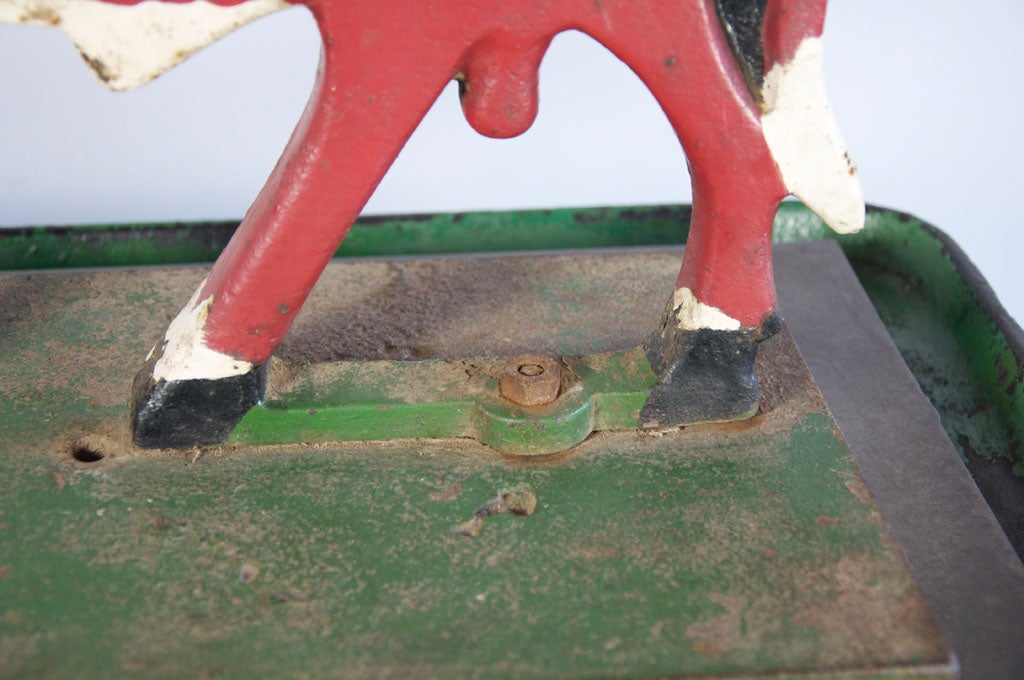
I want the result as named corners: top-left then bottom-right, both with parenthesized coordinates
top-left (132, 6), bottom-right (457, 447)
top-left (640, 165), bottom-right (784, 427)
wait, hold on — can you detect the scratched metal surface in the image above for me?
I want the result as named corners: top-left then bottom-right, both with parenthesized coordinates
top-left (0, 245), bottom-right (951, 678)
top-left (778, 242), bottom-right (1024, 680)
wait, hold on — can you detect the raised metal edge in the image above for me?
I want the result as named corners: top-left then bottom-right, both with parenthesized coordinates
top-left (777, 240), bottom-right (1024, 680)
top-left (917, 220), bottom-right (1024, 366)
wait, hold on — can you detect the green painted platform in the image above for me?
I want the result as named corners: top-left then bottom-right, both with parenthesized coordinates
top-left (2, 205), bottom-right (1023, 677)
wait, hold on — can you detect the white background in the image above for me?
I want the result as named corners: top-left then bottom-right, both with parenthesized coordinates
top-left (1, 1), bottom-right (1022, 323)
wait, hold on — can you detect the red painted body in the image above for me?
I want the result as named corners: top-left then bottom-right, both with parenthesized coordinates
top-left (114, 0), bottom-right (826, 363)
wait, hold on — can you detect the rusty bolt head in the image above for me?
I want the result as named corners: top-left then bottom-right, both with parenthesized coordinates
top-left (499, 356), bottom-right (561, 407)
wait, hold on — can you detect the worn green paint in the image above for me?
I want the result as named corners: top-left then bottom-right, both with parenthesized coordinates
top-left (0, 206), bottom-right (691, 271)
top-left (775, 206), bottom-right (1024, 479)
top-left (1, 414), bottom-right (944, 678)
top-left (2, 203), bottom-right (1017, 476)
top-left (0, 244), bottom-right (949, 677)
top-left (231, 350), bottom-right (656, 455)
top-left (0, 221), bottom-right (238, 270)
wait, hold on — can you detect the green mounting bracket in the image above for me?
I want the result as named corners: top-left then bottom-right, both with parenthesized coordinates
top-left (230, 348), bottom-right (659, 455)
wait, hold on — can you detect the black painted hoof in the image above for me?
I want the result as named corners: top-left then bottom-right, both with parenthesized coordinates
top-left (640, 304), bottom-right (780, 428)
top-left (131, 359), bottom-right (266, 449)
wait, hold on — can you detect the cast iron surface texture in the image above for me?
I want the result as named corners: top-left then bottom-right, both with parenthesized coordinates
top-left (909, 222), bottom-right (1024, 554)
top-left (3, 204), bottom-right (1023, 550)
top-left (3, 205), bottom-right (1021, 515)
top-left (778, 241), bottom-right (1024, 680)
top-left (0, 245), bottom-right (951, 678)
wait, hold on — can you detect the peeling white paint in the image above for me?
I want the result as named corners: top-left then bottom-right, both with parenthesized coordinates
top-left (0, 0), bottom-right (288, 90)
top-left (672, 287), bottom-right (741, 332)
top-left (762, 37), bottom-right (865, 235)
top-left (151, 280), bottom-right (253, 382)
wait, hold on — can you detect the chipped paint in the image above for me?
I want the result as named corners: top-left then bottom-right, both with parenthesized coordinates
top-left (761, 37), bottom-right (864, 235)
top-left (672, 286), bottom-right (741, 332)
top-left (0, 0), bottom-right (288, 90)
top-left (151, 279), bottom-right (254, 382)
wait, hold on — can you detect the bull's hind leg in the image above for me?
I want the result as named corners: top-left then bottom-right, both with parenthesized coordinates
top-left (131, 15), bottom-right (455, 447)
top-left (584, 0), bottom-right (788, 427)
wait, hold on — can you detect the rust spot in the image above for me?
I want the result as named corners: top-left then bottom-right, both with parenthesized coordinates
top-left (843, 474), bottom-right (883, 524)
top-left (844, 151), bottom-right (857, 176)
top-left (793, 553), bottom-right (946, 661)
top-left (686, 592), bottom-right (744, 659)
top-left (76, 49), bottom-right (116, 85)
top-left (844, 474), bottom-right (873, 505)
top-left (569, 546), bottom-right (621, 562)
top-left (429, 481), bottom-right (464, 503)
top-left (476, 486), bottom-right (538, 518)
top-left (499, 356), bottom-right (560, 407)
top-left (692, 640), bottom-right (723, 660)
top-left (238, 563), bottom-right (260, 584)
top-left (276, 303), bottom-right (290, 314)
top-left (148, 508), bottom-right (173, 532)
top-left (452, 517), bottom-right (484, 537)
top-left (454, 72), bottom-right (469, 99)
top-left (19, 8), bottom-right (61, 25)
top-left (451, 486), bottom-right (537, 537)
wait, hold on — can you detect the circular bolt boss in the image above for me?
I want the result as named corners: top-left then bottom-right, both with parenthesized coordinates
top-left (499, 356), bottom-right (561, 407)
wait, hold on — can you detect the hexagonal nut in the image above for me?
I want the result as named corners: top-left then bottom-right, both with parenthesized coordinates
top-left (499, 356), bottom-right (561, 407)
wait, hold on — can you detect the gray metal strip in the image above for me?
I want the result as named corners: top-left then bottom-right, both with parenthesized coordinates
top-left (776, 240), bottom-right (1024, 679)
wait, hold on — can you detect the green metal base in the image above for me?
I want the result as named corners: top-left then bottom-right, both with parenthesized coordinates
top-left (232, 349), bottom-right (656, 456)
top-left (1, 411), bottom-right (948, 678)
top-left (0, 242), bottom-right (953, 677)
top-left (5, 204), bottom-right (1020, 485)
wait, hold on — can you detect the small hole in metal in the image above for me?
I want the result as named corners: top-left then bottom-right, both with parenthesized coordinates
top-left (71, 443), bottom-right (105, 463)
top-left (517, 364), bottom-right (544, 377)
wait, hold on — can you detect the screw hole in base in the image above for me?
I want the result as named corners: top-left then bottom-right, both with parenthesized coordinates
top-left (71, 439), bottom-right (106, 463)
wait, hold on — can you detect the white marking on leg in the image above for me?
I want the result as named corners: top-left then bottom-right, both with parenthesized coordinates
top-left (761, 37), bottom-right (865, 235)
top-left (151, 279), bottom-right (253, 382)
top-left (672, 287), bottom-right (741, 332)
top-left (0, 0), bottom-right (288, 90)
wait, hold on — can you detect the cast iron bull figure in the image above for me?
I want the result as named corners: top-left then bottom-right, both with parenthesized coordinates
top-left (2, 0), bottom-right (863, 447)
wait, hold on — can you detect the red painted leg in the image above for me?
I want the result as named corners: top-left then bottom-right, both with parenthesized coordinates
top-left (581, 0), bottom-right (789, 325)
top-left (132, 8), bottom-right (459, 447)
top-left (579, 0), bottom-right (787, 426)
top-left (636, 166), bottom-right (784, 427)
top-left (126, 0), bottom-right (862, 443)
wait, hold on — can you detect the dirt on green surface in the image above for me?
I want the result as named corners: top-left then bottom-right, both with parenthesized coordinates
top-left (0, 256), bottom-right (948, 678)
